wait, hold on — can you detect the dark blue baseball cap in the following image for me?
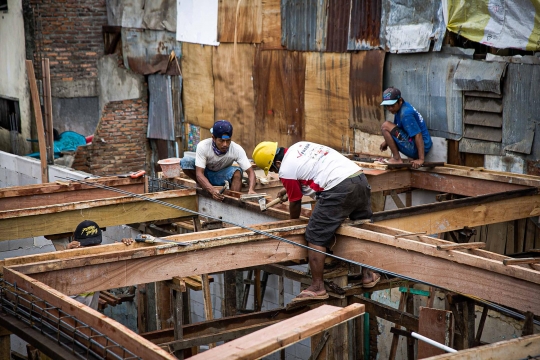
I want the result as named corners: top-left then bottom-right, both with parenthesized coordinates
top-left (211, 120), bottom-right (233, 140)
top-left (380, 87), bottom-right (401, 106)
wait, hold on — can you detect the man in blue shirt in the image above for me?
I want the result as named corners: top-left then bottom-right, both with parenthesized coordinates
top-left (379, 87), bottom-right (432, 169)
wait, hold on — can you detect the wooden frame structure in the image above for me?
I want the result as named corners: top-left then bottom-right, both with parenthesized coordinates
top-left (1, 164), bottom-right (540, 359)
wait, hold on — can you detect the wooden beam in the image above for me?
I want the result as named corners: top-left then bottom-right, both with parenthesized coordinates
top-left (350, 295), bottom-right (419, 332)
top-left (3, 268), bottom-right (176, 360)
top-left (437, 243), bottom-right (486, 251)
top-left (0, 189), bottom-right (196, 241)
top-left (189, 304), bottom-right (364, 360)
top-left (427, 333), bottom-right (540, 359)
top-left (364, 169), bottom-right (412, 192)
top-left (42, 58), bottom-right (54, 164)
top-left (25, 60), bottom-right (48, 183)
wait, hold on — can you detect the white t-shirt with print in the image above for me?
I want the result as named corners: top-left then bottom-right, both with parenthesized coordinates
top-left (195, 138), bottom-right (252, 172)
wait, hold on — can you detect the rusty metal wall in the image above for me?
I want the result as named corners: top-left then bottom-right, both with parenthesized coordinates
top-left (326, 0), bottom-right (351, 52)
top-left (281, 0), bottom-right (324, 51)
top-left (384, 47), bottom-right (474, 140)
top-left (122, 28), bottom-right (182, 75)
top-left (147, 75), bottom-right (178, 141)
top-left (349, 50), bottom-right (385, 134)
top-left (347, 0), bottom-right (381, 50)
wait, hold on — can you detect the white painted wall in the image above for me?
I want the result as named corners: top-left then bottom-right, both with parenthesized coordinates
top-left (0, 0), bottom-right (32, 155)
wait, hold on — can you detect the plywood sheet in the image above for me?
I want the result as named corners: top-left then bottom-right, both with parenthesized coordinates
top-left (305, 52), bottom-right (351, 150)
top-left (253, 49), bottom-right (305, 149)
top-left (262, 0), bottom-right (282, 49)
top-left (213, 43), bottom-right (257, 154)
top-left (349, 50), bottom-right (385, 134)
top-left (218, 0), bottom-right (263, 43)
top-left (417, 307), bottom-right (454, 358)
top-left (181, 43), bottom-right (215, 129)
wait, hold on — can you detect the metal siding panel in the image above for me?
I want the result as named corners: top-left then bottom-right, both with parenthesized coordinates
top-left (107, 0), bottom-right (144, 28)
top-left (459, 138), bottom-right (504, 156)
top-left (142, 0), bottom-right (176, 32)
top-left (122, 28), bottom-right (182, 75)
top-left (453, 60), bottom-right (507, 94)
top-left (326, 0), bottom-right (350, 52)
top-left (218, 0), bottom-right (263, 43)
top-left (463, 97), bottom-right (503, 113)
top-left (281, 0), bottom-right (323, 51)
top-left (148, 75), bottom-right (175, 141)
top-left (503, 63), bottom-right (540, 158)
top-left (464, 111), bottom-right (502, 128)
top-left (349, 50), bottom-right (385, 134)
top-left (464, 125), bottom-right (502, 142)
top-left (347, 0), bottom-right (382, 50)
top-left (384, 49), bottom-right (473, 140)
top-left (253, 49), bottom-right (305, 148)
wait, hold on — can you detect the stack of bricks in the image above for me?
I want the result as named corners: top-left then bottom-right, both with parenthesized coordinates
top-left (31, 0), bottom-right (107, 81)
top-left (72, 99), bottom-right (150, 176)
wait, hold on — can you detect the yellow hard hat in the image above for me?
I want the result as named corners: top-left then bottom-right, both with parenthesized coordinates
top-left (252, 141), bottom-right (278, 176)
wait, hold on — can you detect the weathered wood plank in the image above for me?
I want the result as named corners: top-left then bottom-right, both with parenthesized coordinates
top-left (261, 0), bottom-right (282, 49)
top-left (463, 111), bottom-right (502, 128)
top-left (304, 52), bottom-right (351, 150)
top-left (463, 97), bottom-right (502, 113)
top-left (417, 307), bottom-right (454, 358)
top-left (218, 0), bottom-right (262, 43)
top-left (189, 304), bottom-right (364, 360)
top-left (213, 43), bottom-right (257, 154)
top-left (464, 125), bottom-right (502, 142)
top-left (181, 43), bottom-right (214, 130)
top-left (350, 295), bottom-right (419, 332)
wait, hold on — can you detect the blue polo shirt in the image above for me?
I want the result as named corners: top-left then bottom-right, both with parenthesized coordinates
top-left (394, 101), bottom-right (432, 153)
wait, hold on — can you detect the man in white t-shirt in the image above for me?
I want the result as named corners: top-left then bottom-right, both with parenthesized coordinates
top-left (181, 120), bottom-right (257, 201)
top-left (253, 141), bottom-right (380, 302)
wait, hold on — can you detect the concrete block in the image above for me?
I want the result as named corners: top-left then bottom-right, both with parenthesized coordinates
top-left (34, 236), bottom-right (52, 247)
top-left (51, 79), bottom-right (98, 98)
top-left (98, 55), bottom-right (145, 110)
top-left (425, 136), bottom-right (447, 162)
top-left (9, 237), bottom-right (34, 250)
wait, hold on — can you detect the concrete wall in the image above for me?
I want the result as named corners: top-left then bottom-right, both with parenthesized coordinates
top-left (0, 0), bottom-right (32, 155)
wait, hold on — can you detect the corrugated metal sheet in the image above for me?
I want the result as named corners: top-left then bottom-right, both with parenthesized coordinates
top-left (384, 47), bottom-right (474, 140)
top-left (349, 50), bottom-right (385, 134)
top-left (326, 1), bottom-right (351, 52)
top-left (347, 0), bottom-right (381, 50)
top-left (147, 75), bottom-right (179, 141)
top-left (218, 0), bottom-right (263, 43)
top-left (253, 48), bottom-right (305, 148)
top-left (122, 28), bottom-right (182, 75)
top-left (381, 0), bottom-right (445, 53)
top-left (107, 0), bottom-right (176, 31)
top-left (281, 0), bottom-right (325, 51)
top-left (453, 60), bottom-right (507, 94)
top-left (503, 63), bottom-right (540, 158)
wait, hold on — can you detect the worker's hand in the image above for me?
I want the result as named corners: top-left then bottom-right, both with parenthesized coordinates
top-left (379, 141), bottom-right (388, 152)
top-left (411, 159), bottom-right (424, 169)
top-left (67, 241), bottom-right (81, 249)
top-left (122, 238), bottom-right (134, 246)
top-left (212, 191), bottom-right (225, 202)
top-left (277, 188), bottom-right (287, 201)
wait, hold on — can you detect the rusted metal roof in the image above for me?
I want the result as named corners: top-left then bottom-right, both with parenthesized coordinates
top-left (347, 0), bottom-right (382, 50)
top-left (454, 60), bottom-right (507, 95)
top-left (349, 50), bottom-right (385, 134)
top-left (384, 47), bottom-right (474, 140)
top-left (381, 0), bottom-right (445, 53)
top-left (122, 28), bottom-right (182, 75)
top-left (281, 0), bottom-right (328, 51)
top-left (326, 1), bottom-right (351, 52)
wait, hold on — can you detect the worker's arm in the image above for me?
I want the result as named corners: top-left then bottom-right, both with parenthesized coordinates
top-left (245, 167), bottom-right (257, 194)
top-left (196, 166), bottom-right (224, 201)
top-left (410, 133), bottom-right (425, 169)
top-left (289, 200), bottom-right (302, 219)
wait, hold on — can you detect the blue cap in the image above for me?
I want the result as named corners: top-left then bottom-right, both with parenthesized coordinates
top-left (211, 120), bottom-right (233, 140)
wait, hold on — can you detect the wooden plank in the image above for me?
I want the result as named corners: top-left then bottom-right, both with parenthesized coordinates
top-left (485, 222), bottom-right (508, 254)
top-left (463, 111), bottom-right (502, 128)
top-left (464, 125), bottom-right (502, 142)
top-left (261, 0), bottom-right (282, 49)
top-left (42, 58), bottom-right (54, 164)
top-left (218, 0), bottom-right (262, 43)
top-left (25, 60), bottom-right (48, 183)
top-left (365, 169), bottom-right (411, 193)
top-left (437, 242), bottom-right (486, 251)
top-left (181, 43), bottom-right (214, 130)
top-left (517, 218), bottom-right (526, 253)
top-left (253, 48), bottom-right (305, 148)
top-left (417, 307), bottom-right (454, 358)
top-left (304, 52), bottom-right (351, 150)
top-left (0, 189), bottom-right (196, 241)
top-left (350, 295), bottom-right (418, 332)
top-left (426, 333), bottom-right (540, 360)
top-left (525, 218), bottom-right (536, 251)
top-left (213, 43), bottom-right (257, 154)
top-left (189, 304), bottom-right (364, 360)
top-left (463, 97), bottom-right (502, 113)
top-left (4, 268), bottom-right (176, 360)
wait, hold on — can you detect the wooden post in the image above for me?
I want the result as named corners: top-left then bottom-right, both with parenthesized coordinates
top-left (137, 284), bottom-right (148, 334)
top-left (25, 60), bottom-right (48, 183)
top-left (41, 58), bottom-right (54, 164)
top-left (254, 269), bottom-right (262, 312)
top-left (405, 292), bottom-right (415, 360)
top-left (389, 290), bottom-right (409, 360)
top-left (157, 282), bottom-right (172, 330)
top-left (173, 288), bottom-right (184, 360)
top-left (223, 270), bottom-right (237, 317)
top-left (417, 307), bottom-right (454, 358)
top-left (201, 274), bottom-right (215, 348)
top-left (0, 326), bottom-right (10, 360)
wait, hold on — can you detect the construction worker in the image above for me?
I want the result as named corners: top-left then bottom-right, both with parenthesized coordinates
top-left (180, 120), bottom-right (257, 201)
top-left (379, 87), bottom-right (432, 169)
top-left (67, 220), bottom-right (133, 310)
top-left (253, 141), bottom-right (380, 302)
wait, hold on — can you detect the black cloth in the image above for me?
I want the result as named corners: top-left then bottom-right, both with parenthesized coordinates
top-left (306, 173), bottom-right (372, 247)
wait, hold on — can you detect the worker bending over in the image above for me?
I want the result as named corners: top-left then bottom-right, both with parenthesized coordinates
top-left (181, 120), bottom-right (257, 201)
top-left (253, 141), bottom-right (380, 302)
top-left (379, 87), bottom-right (432, 169)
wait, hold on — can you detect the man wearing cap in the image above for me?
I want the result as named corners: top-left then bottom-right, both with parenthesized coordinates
top-left (180, 120), bottom-right (257, 201)
top-left (379, 87), bottom-right (432, 169)
top-left (252, 141), bottom-right (380, 302)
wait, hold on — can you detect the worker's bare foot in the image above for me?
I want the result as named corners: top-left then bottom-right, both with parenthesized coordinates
top-left (362, 270), bottom-right (381, 288)
top-left (385, 158), bottom-right (403, 164)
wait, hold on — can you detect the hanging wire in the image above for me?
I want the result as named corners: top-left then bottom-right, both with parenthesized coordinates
top-left (55, 176), bottom-right (540, 325)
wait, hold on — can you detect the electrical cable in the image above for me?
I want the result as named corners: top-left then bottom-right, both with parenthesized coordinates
top-left (56, 176), bottom-right (540, 325)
